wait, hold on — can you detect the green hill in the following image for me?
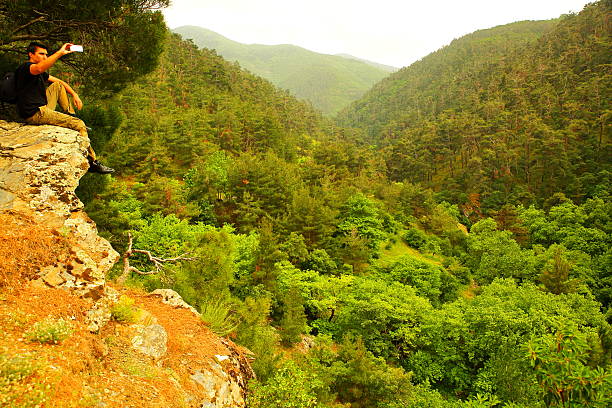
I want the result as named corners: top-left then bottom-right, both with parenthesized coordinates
top-left (337, 1), bottom-right (611, 210)
top-left (172, 25), bottom-right (396, 116)
top-left (99, 32), bottom-right (330, 179)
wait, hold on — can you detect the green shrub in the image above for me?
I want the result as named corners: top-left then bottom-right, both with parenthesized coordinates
top-left (110, 295), bottom-right (138, 323)
top-left (200, 299), bottom-right (240, 337)
top-left (25, 316), bottom-right (73, 344)
top-left (235, 296), bottom-right (282, 382)
top-left (404, 228), bottom-right (428, 249)
top-left (248, 360), bottom-right (319, 408)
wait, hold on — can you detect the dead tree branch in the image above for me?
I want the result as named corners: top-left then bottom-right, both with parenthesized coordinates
top-left (118, 232), bottom-right (197, 285)
top-left (11, 16), bottom-right (46, 35)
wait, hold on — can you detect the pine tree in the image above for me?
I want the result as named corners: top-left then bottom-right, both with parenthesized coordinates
top-left (280, 287), bottom-right (308, 345)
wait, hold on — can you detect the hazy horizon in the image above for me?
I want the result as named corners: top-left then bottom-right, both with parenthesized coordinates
top-left (172, 25), bottom-right (400, 69)
top-left (163, 0), bottom-right (593, 67)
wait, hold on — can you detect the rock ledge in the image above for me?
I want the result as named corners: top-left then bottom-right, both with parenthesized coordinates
top-left (0, 120), bottom-right (119, 296)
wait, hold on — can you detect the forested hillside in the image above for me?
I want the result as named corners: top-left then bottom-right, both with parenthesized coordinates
top-left (337, 1), bottom-right (611, 213)
top-left (98, 33), bottom-right (329, 177)
top-left (1, 1), bottom-right (609, 407)
top-left (173, 25), bottom-right (396, 115)
top-left (74, 4), bottom-right (612, 405)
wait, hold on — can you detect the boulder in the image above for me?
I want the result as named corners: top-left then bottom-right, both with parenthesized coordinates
top-left (131, 323), bottom-right (168, 360)
top-left (149, 288), bottom-right (199, 315)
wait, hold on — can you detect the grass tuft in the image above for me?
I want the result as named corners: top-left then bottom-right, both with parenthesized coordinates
top-left (25, 316), bottom-right (73, 344)
top-left (110, 295), bottom-right (139, 323)
top-left (199, 299), bottom-right (240, 337)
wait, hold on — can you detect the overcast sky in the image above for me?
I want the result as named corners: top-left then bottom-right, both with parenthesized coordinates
top-left (163, 0), bottom-right (593, 68)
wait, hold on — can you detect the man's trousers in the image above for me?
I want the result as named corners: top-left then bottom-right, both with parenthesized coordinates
top-left (25, 82), bottom-right (96, 160)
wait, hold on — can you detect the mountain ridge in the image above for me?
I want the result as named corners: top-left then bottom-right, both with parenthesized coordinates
top-left (172, 25), bottom-right (395, 115)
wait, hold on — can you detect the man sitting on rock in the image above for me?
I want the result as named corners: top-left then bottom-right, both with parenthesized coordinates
top-left (15, 42), bottom-right (114, 174)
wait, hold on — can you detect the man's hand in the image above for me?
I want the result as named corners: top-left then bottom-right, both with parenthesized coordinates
top-left (59, 43), bottom-right (75, 56)
top-left (73, 94), bottom-right (83, 110)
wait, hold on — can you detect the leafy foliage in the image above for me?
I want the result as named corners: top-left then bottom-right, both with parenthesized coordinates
top-left (0, 0), bottom-right (168, 95)
top-left (408, 279), bottom-right (609, 401)
top-left (247, 361), bottom-right (319, 408)
top-left (527, 327), bottom-right (611, 407)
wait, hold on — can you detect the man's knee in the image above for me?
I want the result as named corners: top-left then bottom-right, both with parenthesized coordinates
top-left (64, 117), bottom-right (87, 133)
top-left (48, 82), bottom-right (63, 92)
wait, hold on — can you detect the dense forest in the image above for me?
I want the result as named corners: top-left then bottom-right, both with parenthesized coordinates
top-left (337, 4), bottom-right (610, 213)
top-left (1, 0), bottom-right (611, 407)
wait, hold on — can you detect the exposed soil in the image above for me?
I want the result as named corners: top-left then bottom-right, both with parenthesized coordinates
top-left (0, 280), bottom-right (248, 407)
top-left (0, 211), bottom-right (72, 289)
top-left (0, 209), bottom-right (251, 407)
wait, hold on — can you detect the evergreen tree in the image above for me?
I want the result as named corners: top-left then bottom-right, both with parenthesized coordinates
top-left (0, 0), bottom-right (169, 94)
top-left (280, 287), bottom-right (309, 345)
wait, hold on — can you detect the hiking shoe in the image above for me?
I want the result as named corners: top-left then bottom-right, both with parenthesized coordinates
top-left (88, 158), bottom-right (115, 174)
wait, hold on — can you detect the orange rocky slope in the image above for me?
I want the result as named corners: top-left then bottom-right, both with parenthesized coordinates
top-left (0, 120), bottom-right (254, 407)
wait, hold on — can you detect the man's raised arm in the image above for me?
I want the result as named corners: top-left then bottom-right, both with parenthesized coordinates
top-left (29, 43), bottom-right (74, 75)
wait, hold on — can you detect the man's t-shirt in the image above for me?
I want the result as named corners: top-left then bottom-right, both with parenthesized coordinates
top-left (15, 62), bottom-right (49, 119)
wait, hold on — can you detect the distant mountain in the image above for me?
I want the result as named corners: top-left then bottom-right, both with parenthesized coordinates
top-left (172, 26), bottom-right (396, 115)
top-left (334, 53), bottom-right (398, 73)
top-left (338, 1), bottom-right (611, 206)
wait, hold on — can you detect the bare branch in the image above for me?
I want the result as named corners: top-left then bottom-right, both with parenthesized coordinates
top-left (132, 248), bottom-right (197, 270)
top-left (117, 233), bottom-right (197, 285)
top-left (11, 16), bottom-right (46, 34)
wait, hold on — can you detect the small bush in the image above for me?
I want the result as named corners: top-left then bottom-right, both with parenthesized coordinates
top-left (25, 316), bottom-right (73, 344)
top-left (248, 360), bottom-right (318, 408)
top-left (110, 295), bottom-right (138, 323)
top-left (0, 350), bottom-right (47, 407)
top-left (200, 299), bottom-right (240, 337)
top-left (404, 228), bottom-right (428, 249)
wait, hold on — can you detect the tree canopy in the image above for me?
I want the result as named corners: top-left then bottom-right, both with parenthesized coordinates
top-left (0, 0), bottom-right (168, 93)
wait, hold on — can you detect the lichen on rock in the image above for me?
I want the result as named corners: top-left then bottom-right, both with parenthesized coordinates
top-left (149, 288), bottom-right (200, 315)
top-left (0, 120), bottom-right (119, 296)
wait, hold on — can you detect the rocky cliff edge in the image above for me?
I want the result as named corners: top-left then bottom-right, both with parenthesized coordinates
top-left (0, 120), bottom-right (254, 407)
top-left (0, 119), bottom-right (117, 296)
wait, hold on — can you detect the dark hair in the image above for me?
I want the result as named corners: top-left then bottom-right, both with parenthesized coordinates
top-left (27, 42), bottom-right (48, 55)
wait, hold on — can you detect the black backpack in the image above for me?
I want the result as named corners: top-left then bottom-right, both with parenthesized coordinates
top-left (0, 72), bottom-right (17, 104)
